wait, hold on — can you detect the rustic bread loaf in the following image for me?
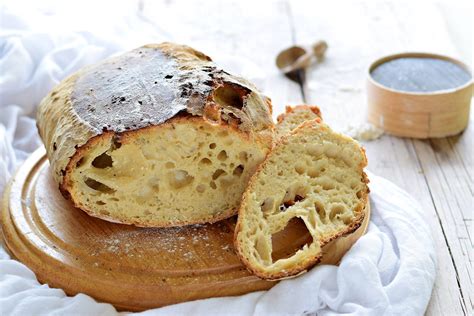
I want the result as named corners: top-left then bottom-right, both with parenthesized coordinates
top-left (234, 118), bottom-right (369, 280)
top-left (275, 105), bottom-right (322, 138)
top-left (37, 43), bottom-right (274, 227)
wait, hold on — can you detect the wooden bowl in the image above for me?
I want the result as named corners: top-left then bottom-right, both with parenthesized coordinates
top-left (367, 52), bottom-right (473, 138)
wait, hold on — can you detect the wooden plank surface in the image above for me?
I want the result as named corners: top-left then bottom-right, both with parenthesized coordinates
top-left (288, 1), bottom-right (472, 315)
top-left (142, 0), bottom-right (473, 314)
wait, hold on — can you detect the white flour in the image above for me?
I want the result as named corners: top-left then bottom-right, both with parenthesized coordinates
top-left (343, 121), bottom-right (384, 141)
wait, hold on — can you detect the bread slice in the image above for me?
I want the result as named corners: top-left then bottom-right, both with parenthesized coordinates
top-left (37, 43), bottom-right (274, 227)
top-left (234, 118), bottom-right (369, 280)
top-left (275, 105), bottom-right (322, 138)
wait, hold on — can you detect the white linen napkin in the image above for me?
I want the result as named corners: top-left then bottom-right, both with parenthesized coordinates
top-left (0, 2), bottom-right (436, 315)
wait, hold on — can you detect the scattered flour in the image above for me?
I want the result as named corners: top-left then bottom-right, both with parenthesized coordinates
top-left (338, 86), bottom-right (362, 93)
top-left (343, 121), bottom-right (384, 141)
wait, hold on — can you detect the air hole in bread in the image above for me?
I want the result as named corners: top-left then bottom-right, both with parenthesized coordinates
top-left (210, 181), bottom-right (217, 189)
top-left (341, 215), bottom-right (352, 225)
top-left (112, 137), bottom-right (122, 150)
top-left (329, 205), bottom-right (345, 221)
top-left (260, 197), bottom-right (275, 215)
top-left (196, 184), bottom-right (206, 193)
top-left (255, 234), bottom-right (271, 262)
top-left (322, 182), bottom-right (335, 190)
top-left (282, 195), bottom-right (305, 210)
top-left (92, 152), bottom-right (113, 168)
top-left (307, 211), bottom-right (317, 228)
top-left (282, 184), bottom-right (308, 209)
top-left (314, 201), bottom-right (327, 223)
top-left (218, 130), bottom-right (229, 137)
top-left (212, 169), bottom-right (226, 180)
top-left (307, 167), bottom-right (319, 178)
top-left (96, 201), bottom-right (106, 205)
top-left (136, 186), bottom-right (153, 204)
top-left (306, 144), bottom-right (323, 157)
top-left (148, 177), bottom-right (160, 192)
top-left (165, 162), bottom-right (175, 169)
top-left (99, 210), bottom-right (110, 216)
top-left (295, 163), bottom-right (305, 175)
top-left (356, 190), bottom-right (364, 199)
top-left (168, 170), bottom-right (194, 189)
top-left (213, 85), bottom-right (244, 109)
top-left (233, 165), bottom-right (244, 176)
top-left (217, 150), bottom-right (228, 161)
top-left (271, 217), bottom-right (313, 262)
top-left (239, 151), bottom-right (248, 163)
top-left (209, 143), bottom-right (217, 149)
top-left (199, 158), bottom-right (212, 166)
top-left (224, 112), bottom-right (242, 126)
top-left (325, 144), bottom-right (339, 158)
top-left (84, 178), bottom-right (115, 194)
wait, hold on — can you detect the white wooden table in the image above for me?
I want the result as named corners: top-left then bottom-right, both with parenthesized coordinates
top-left (142, 1), bottom-right (472, 314)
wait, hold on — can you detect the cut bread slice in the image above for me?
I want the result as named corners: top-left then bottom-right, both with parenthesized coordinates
top-left (65, 117), bottom-right (268, 226)
top-left (275, 105), bottom-right (322, 138)
top-left (234, 118), bottom-right (369, 280)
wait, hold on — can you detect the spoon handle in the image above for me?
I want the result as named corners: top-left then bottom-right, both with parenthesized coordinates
top-left (295, 69), bottom-right (307, 103)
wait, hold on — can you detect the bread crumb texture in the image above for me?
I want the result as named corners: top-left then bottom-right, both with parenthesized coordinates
top-left (67, 118), bottom-right (267, 227)
top-left (235, 119), bottom-right (369, 280)
top-left (37, 43), bottom-right (274, 227)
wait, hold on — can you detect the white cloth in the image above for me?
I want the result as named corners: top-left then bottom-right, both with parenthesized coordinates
top-left (0, 2), bottom-right (436, 315)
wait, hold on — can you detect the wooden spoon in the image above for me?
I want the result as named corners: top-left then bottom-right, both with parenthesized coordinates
top-left (276, 41), bottom-right (328, 102)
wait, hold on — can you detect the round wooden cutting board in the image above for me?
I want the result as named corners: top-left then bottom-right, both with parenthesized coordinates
top-left (1, 147), bottom-right (370, 311)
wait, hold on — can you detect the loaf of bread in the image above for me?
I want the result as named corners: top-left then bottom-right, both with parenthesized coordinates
top-left (275, 105), bottom-right (321, 138)
top-left (234, 118), bottom-right (369, 280)
top-left (37, 43), bottom-right (274, 227)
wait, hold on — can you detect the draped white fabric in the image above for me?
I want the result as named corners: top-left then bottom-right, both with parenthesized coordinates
top-left (0, 2), bottom-right (436, 315)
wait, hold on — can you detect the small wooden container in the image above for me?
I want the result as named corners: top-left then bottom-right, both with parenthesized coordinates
top-left (367, 52), bottom-right (473, 138)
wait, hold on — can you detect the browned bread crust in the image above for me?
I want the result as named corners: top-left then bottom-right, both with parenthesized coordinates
top-left (275, 105), bottom-right (322, 139)
top-left (37, 42), bottom-right (274, 227)
top-left (276, 105), bottom-right (322, 123)
top-left (234, 119), bottom-right (369, 280)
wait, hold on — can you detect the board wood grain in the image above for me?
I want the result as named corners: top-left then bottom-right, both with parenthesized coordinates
top-left (1, 147), bottom-right (370, 311)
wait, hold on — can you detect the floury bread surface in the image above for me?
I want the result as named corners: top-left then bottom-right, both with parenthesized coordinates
top-left (234, 119), bottom-right (369, 280)
top-left (37, 43), bottom-right (274, 227)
